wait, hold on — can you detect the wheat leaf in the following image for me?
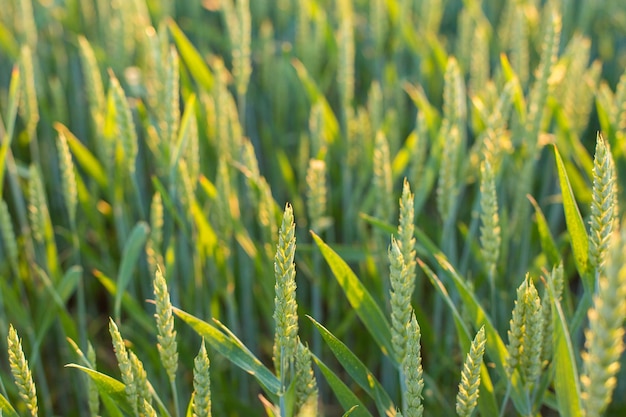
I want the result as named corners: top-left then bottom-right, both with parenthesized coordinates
top-left (311, 232), bottom-right (394, 361)
top-left (311, 354), bottom-right (373, 417)
top-left (172, 307), bottom-right (281, 395)
top-left (553, 145), bottom-right (590, 289)
top-left (66, 364), bottom-right (134, 415)
top-left (308, 316), bottom-right (396, 416)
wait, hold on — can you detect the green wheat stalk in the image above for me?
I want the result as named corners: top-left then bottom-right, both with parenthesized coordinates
top-left (27, 165), bottom-right (47, 244)
top-left (0, 199), bottom-right (19, 274)
top-left (580, 228), bottom-right (626, 417)
top-left (479, 158), bottom-right (500, 318)
top-left (108, 70), bottom-right (138, 176)
top-left (77, 36), bottom-right (106, 124)
top-left (402, 313), bottom-right (424, 417)
top-left (588, 133), bottom-right (618, 284)
top-left (306, 159), bottom-right (327, 233)
top-left (109, 318), bottom-right (138, 415)
top-left (129, 350), bottom-right (152, 415)
top-left (294, 341), bottom-right (318, 417)
top-left (16, 0), bottom-right (37, 48)
top-left (273, 203), bottom-right (299, 379)
top-left (455, 326), bottom-right (486, 417)
top-left (146, 192), bottom-right (165, 278)
top-left (153, 268), bottom-right (179, 390)
top-left (192, 340), bottom-right (212, 417)
top-left (19, 45), bottom-right (39, 140)
top-left (7, 325), bottom-right (38, 417)
top-left (506, 275), bottom-right (543, 390)
top-left (541, 263), bottom-right (564, 365)
top-left (56, 132), bottom-right (77, 229)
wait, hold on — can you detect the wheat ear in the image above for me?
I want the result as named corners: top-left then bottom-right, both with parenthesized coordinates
top-left (272, 203), bottom-right (299, 378)
top-left (456, 326), bottom-right (486, 417)
top-left (7, 325), bottom-right (38, 417)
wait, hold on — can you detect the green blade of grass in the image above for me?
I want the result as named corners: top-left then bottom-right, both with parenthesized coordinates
top-left (172, 307), bottom-right (281, 395)
top-left (311, 354), bottom-right (373, 417)
top-left (311, 232), bottom-right (394, 362)
top-left (549, 279), bottom-right (582, 417)
top-left (114, 221), bottom-right (150, 322)
top-left (308, 316), bottom-right (396, 416)
top-left (66, 364), bottom-right (134, 415)
top-left (167, 19), bottom-right (214, 91)
top-left (553, 145), bottom-right (590, 289)
top-left (0, 394), bottom-right (19, 417)
top-left (528, 194), bottom-right (561, 267)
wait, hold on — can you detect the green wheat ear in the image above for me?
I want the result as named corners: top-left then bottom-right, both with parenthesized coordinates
top-left (109, 318), bottom-right (138, 415)
top-left (588, 133), bottom-right (618, 282)
top-left (7, 324), bottom-right (38, 417)
top-left (505, 275), bottom-right (543, 389)
top-left (403, 313), bottom-right (424, 417)
top-left (580, 228), bottom-right (626, 417)
top-left (153, 268), bottom-right (178, 383)
top-left (306, 158), bottom-right (328, 233)
top-left (56, 131), bottom-right (78, 229)
top-left (272, 203), bottom-right (299, 379)
top-left (193, 340), bottom-right (212, 417)
top-left (129, 350), bottom-right (152, 414)
top-left (456, 326), bottom-right (486, 417)
top-left (0, 199), bottom-right (19, 274)
top-left (294, 340), bottom-right (318, 417)
top-left (541, 263), bottom-right (564, 365)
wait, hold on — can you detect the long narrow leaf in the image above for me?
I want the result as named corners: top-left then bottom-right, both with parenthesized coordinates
top-left (168, 19), bottom-right (214, 91)
top-left (172, 307), bottom-right (281, 395)
top-left (66, 364), bottom-right (134, 415)
top-left (311, 232), bottom-right (394, 361)
top-left (311, 354), bottom-right (373, 417)
top-left (550, 280), bottom-right (582, 417)
top-left (308, 316), bottom-right (396, 416)
top-left (553, 145), bottom-right (590, 290)
top-left (0, 394), bottom-right (19, 417)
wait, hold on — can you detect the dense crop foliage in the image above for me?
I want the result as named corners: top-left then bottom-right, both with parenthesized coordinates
top-left (0, 0), bottom-right (626, 416)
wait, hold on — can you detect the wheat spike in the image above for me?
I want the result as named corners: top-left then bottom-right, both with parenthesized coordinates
top-left (193, 340), bottom-right (212, 417)
top-left (581, 228), bottom-right (626, 417)
top-left (403, 313), bottom-right (424, 417)
top-left (588, 133), bottom-right (618, 283)
top-left (273, 203), bottom-right (299, 378)
top-left (109, 318), bottom-right (138, 414)
top-left (154, 268), bottom-right (178, 382)
top-left (456, 326), bottom-right (486, 417)
top-left (7, 325), bottom-right (38, 417)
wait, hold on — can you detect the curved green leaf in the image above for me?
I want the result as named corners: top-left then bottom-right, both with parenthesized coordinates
top-left (66, 364), bottom-right (134, 415)
top-left (172, 307), bottom-right (281, 395)
top-left (308, 316), bottom-right (396, 416)
top-left (168, 19), bottom-right (214, 91)
top-left (553, 145), bottom-right (590, 290)
top-left (311, 232), bottom-right (394, 362)
top-left (0, 393), bottom-right (19, 417)
top-left (311, 354), bottom-right (373, 417)
top-left (114, 221), bottom-right (150, 321)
